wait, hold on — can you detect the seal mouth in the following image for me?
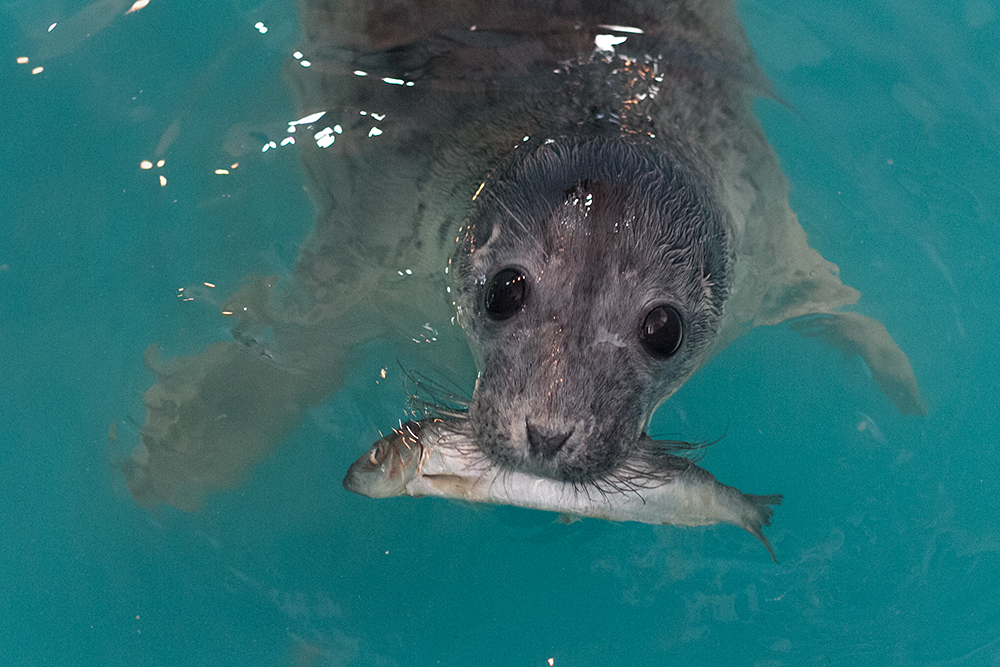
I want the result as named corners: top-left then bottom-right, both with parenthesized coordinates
top-left (472, 412), bottom-right (706, 487)
top-left (402, 370), bottom-right (709, 489)
top-left (483, 426), bottom-right (713, 496)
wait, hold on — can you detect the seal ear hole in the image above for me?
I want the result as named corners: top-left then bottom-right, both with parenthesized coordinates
top-left (484, 267), bottom-right (529, 321)
top-left (640, 305), bottom-right (683, 359)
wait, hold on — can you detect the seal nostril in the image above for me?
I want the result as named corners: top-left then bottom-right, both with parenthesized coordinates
top-left (526, 422), bottom-right (572, 460)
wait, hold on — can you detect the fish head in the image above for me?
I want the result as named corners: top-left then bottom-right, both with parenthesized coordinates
top-left (343, 421), bottom-right (424, 498)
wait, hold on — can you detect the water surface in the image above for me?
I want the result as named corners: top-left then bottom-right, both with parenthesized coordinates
top-left (1, 0), bottom-right (998, 665)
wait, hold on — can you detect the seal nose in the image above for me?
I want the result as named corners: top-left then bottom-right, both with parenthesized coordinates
top-left (526, 421), bottom-right (572, 460)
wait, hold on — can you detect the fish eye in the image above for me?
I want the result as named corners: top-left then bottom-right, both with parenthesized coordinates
top-left (639, 305), bottom-right (683, 359)
top-left (368, 444), bottom-right (383, 466)
top-left (484, 267), bottom-right (528, 320)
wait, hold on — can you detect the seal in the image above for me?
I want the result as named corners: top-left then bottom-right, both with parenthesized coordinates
top-left (124, 0), bottom-right (923, 509)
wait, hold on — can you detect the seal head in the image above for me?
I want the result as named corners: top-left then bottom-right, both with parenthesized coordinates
top-left (450, 136), bottom-right (732, 482)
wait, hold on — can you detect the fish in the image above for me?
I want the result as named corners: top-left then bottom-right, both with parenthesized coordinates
top-left (344, 419), bottom-right (782, 561)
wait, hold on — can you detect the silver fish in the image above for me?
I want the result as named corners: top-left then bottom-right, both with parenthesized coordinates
top-left (344, 420), bottom-right (782, 561)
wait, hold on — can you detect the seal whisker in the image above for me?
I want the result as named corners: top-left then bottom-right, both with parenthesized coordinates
top-left (494, 196), bottom-right (531, 236)
top-left (479, 185), bottom-right (549, 258)
top-left (400, 365), bottom-right (472, 420)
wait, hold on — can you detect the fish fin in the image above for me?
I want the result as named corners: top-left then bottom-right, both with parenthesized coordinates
top-left (791, 313), bottom-right (925, 416)
top-left (554, 513), bottom-right (582, 525)
top-left (423, 474), bottom-right (477, 499)
top-left (744, 493), bottom-right (783, 563)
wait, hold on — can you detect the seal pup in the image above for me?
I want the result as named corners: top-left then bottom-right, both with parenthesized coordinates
top-left (125, 0), bottom-right (923, 509)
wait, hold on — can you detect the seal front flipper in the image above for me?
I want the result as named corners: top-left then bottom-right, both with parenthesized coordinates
top-left (130, 341), bottom-right (318, 511)
top-left (710, 135), bottom-right (922, 415)
top-left (791, 313), bottom-right (925, 416)
top-left (130, 275), bottom-right (372, 511)
top-left (720, 248), bottom-right (924, 416)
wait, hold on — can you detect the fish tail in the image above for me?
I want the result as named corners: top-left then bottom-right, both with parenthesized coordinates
top-left (745, 493), bottom-right (783, 562)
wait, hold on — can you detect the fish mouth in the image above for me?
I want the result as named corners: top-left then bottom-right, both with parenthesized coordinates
top-left (343, 421), bottom-right (425, 498)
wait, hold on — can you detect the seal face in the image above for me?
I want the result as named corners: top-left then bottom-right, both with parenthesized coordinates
top-left (451, 137), bottom-right (732, 482)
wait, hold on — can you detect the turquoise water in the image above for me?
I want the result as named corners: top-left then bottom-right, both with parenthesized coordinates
top-left (2, 0), bottom-right (998, 665)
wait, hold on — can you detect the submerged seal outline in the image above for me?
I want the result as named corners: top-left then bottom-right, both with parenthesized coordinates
top-left (124, 0), bottom-right (924, 511)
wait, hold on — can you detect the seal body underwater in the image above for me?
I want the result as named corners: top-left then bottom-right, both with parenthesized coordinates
top-left (125, 0), bottom-right (923, 509)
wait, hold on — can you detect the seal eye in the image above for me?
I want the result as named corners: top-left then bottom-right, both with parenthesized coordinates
top-left (484, 267), bottom-right (528, 320)
top-left (640, 305), bottom-right (683, 359)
